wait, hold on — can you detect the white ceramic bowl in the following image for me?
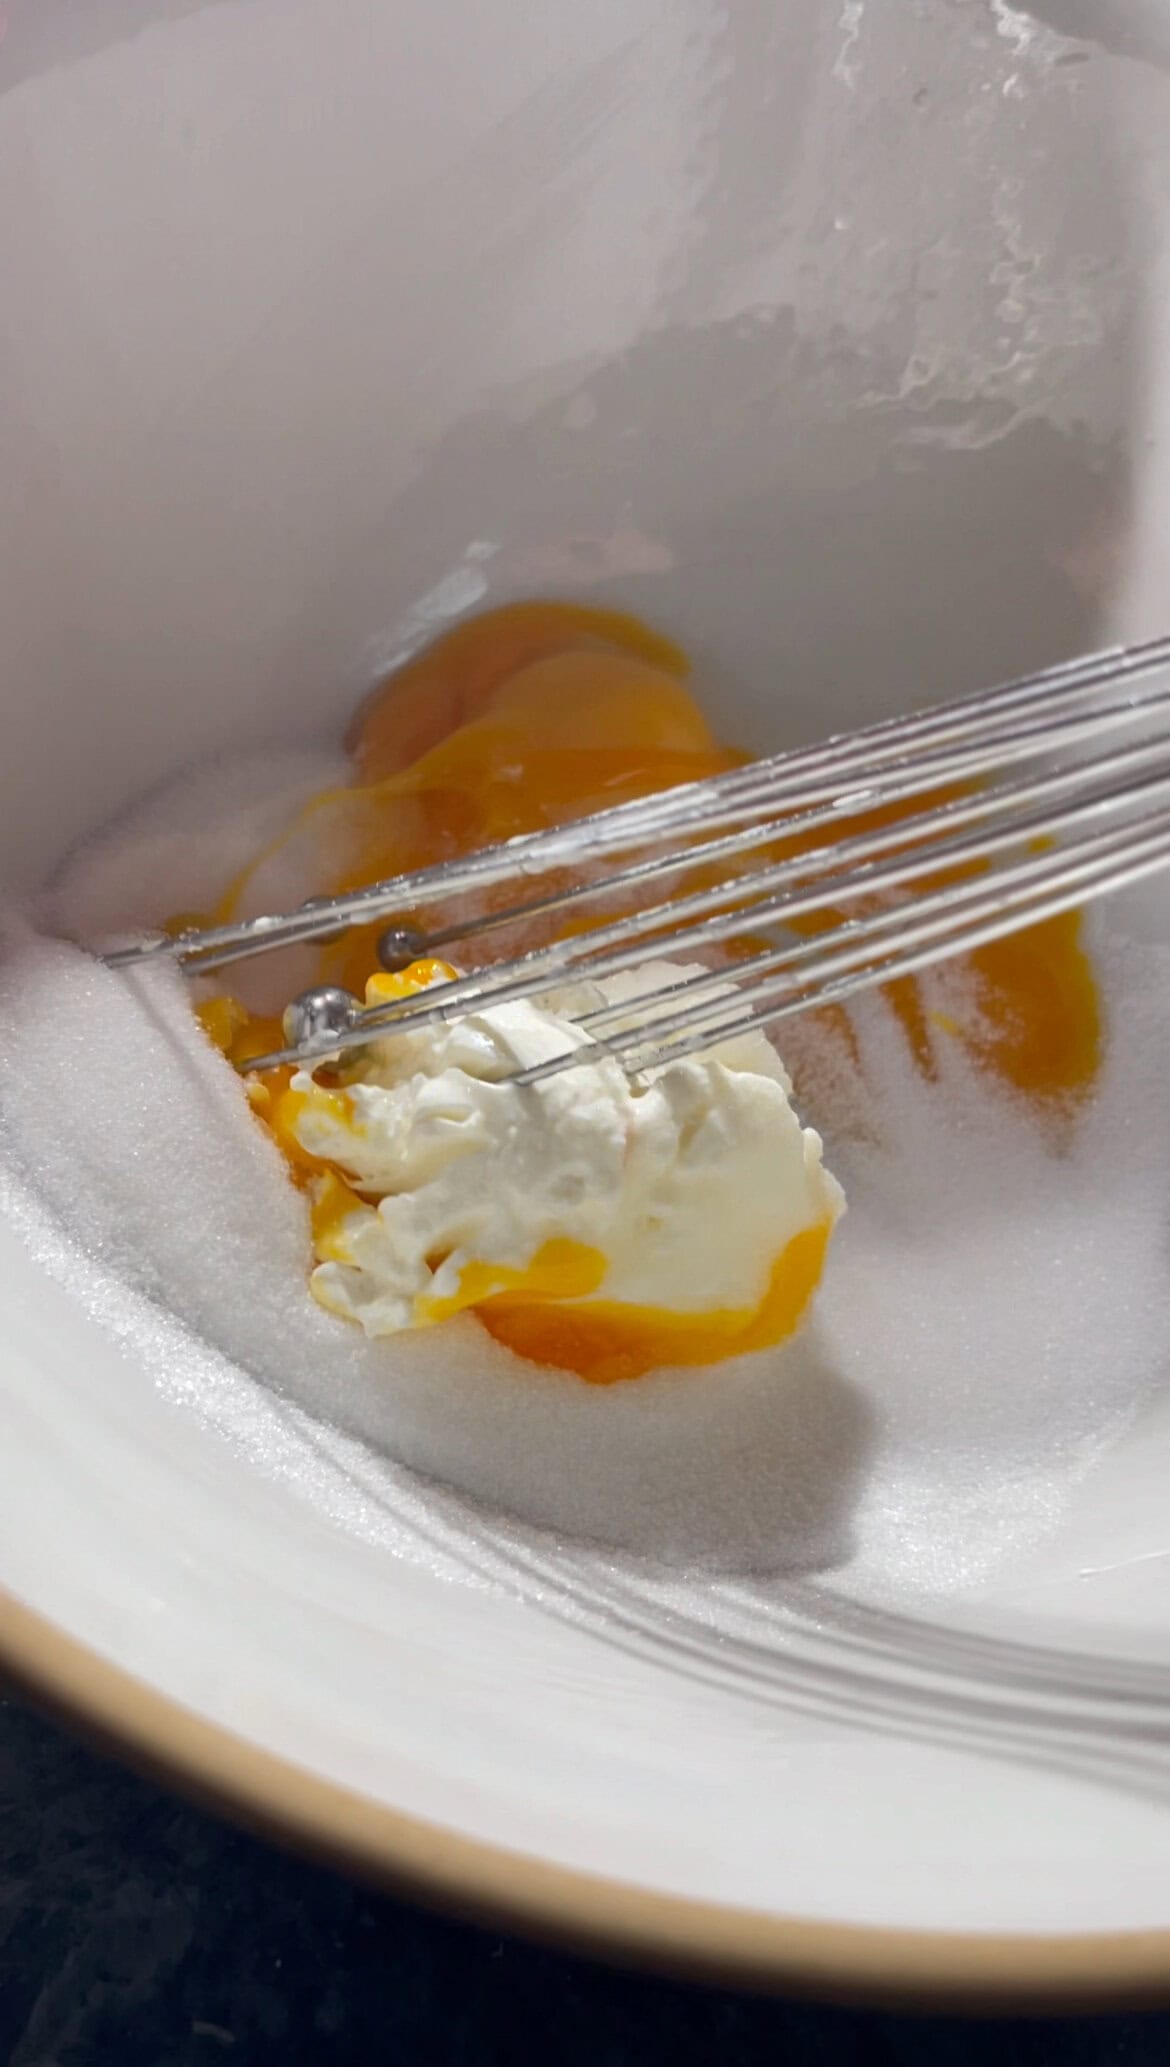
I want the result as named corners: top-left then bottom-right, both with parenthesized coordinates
top-left (5, 0), bottom-right (1170, 2008)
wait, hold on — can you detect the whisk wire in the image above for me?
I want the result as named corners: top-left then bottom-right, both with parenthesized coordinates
top-left (550, 806), bottom-right (1170, 1079)
top-left (104, 633), bottom-right (1170, 977)
top-left (577, 816), bottom-right (1170, 1083)
top-left (96, 633), bottom-right (1170, 1081)
top-left (235, 730), bottom-right (1170, 1072)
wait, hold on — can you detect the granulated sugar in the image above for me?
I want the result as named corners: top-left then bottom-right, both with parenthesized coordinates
top-left (3, 749), bottom-right (1170, 1605)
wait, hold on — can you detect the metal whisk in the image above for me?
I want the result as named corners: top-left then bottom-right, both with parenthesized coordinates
top-left (103, 635), bottom-right (1170, 1083)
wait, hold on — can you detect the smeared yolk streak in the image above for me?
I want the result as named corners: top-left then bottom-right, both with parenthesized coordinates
top-left (476, 1220), bottom-right (835, 1385)
top-left (277, 1081), bottom-right (359, 1140)
top-left (956, 915), bottom-right (1101, 1102)
top-left (309, 1169), bottom-right (372, 1262)
top-left (363, 961), bottom-right (457, 1005)
top-left (195, 993), bottom-right (250, 1055)
top-left (417, 1238), bottom-right (609, 1324)
top-left (197, 600), bottom-right (1102, 1381)
top-left (197, 961), bottom-right (456, 1175)
top-left (761, 791), bottom-right (1102, 1104)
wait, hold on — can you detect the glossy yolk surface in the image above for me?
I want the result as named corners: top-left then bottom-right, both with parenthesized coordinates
top-left (203, 601), bottom-right (1102, 1383)
top-left (473, 1218), bottom-right (835, 1386)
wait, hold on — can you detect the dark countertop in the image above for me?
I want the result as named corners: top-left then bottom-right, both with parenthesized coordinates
top-left (1, 1689), bottom-right (1167, 2067)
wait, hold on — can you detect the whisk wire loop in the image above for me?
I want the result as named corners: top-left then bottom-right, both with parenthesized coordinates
top-left (98, 634), bottom-right (1170, 1080)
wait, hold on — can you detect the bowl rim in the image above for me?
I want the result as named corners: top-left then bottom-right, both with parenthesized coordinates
top-left (3, 1589), bottom-right (1170, 2012)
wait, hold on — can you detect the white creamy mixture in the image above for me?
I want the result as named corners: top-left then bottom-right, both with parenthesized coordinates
top-left (292, 965), bottom-right (843, 1336)
top-left (3, 746), bottom-right (1170, 1590)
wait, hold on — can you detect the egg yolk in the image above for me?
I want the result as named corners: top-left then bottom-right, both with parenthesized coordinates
top-left (472, 1219), bottom-right (836, 1385)
top-left (201, 600), bottom-right (1102, 1382)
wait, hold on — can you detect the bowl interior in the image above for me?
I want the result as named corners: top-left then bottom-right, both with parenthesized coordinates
top-left (5, 0), bottom-right (1170, 1976)
top-left (0, 0), bottom-right (1154, 880)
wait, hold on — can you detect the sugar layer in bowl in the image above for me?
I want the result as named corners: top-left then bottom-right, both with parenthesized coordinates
top-left (2, 609), bottom-right (1169, 1616)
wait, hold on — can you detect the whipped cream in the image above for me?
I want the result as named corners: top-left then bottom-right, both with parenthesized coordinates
top-left (288, 963), bottom-right (844, 1341)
